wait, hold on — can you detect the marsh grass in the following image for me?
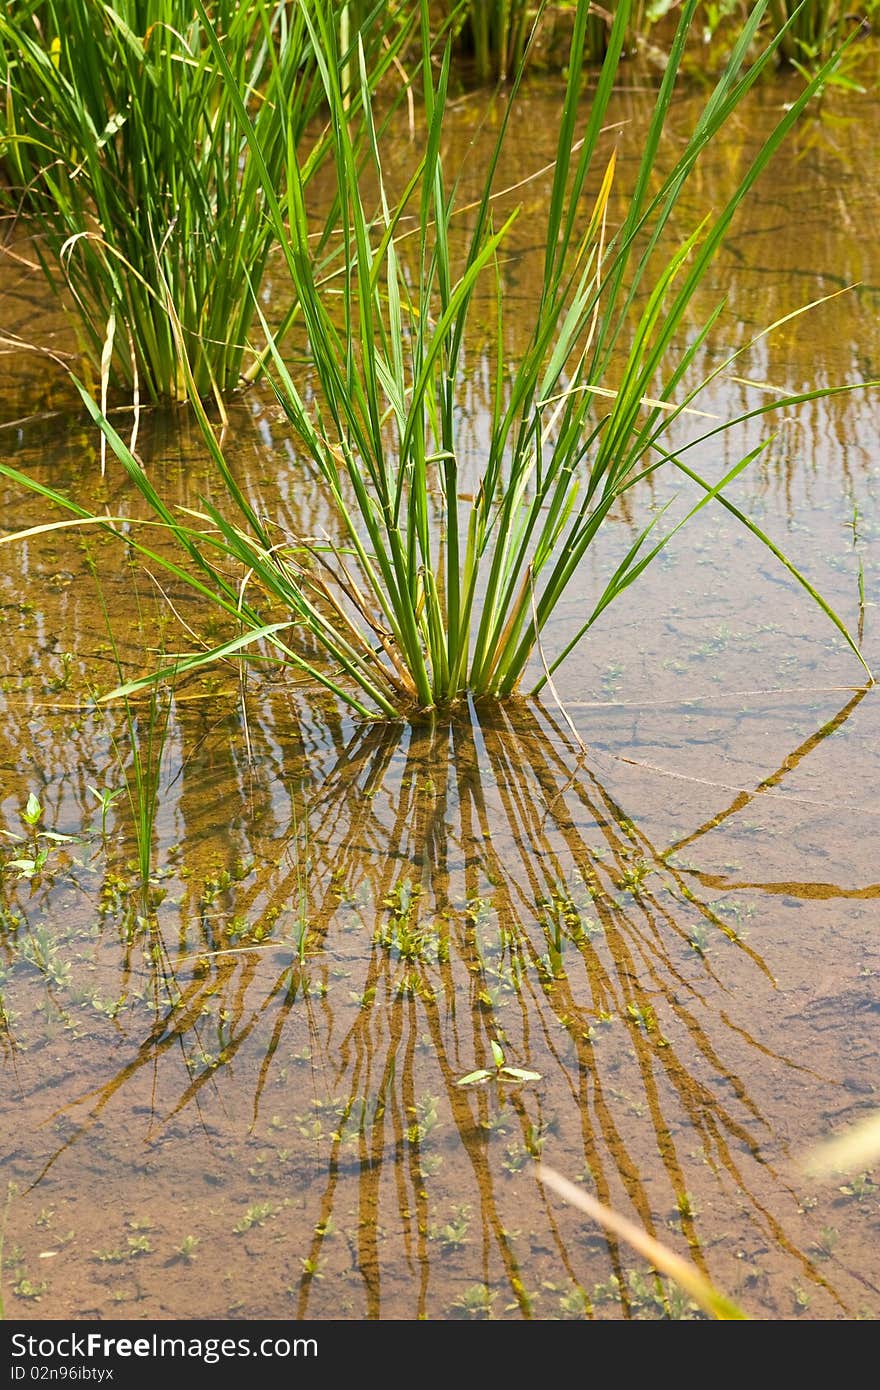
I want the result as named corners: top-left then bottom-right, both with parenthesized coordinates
top-left (0, 0), bottom-right (873, 719)
top-left (443, 0), bottom-right (623, 81)
top-left (449, 0), bottom-right (536, 82)
top-left (767, 0), bottom-right (854, 66)
top-left (0, 0), bottom-right (410, 402)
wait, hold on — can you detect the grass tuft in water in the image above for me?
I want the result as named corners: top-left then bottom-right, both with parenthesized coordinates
top-left (0, 0), bottom-right (411, 402)
top-left (0, 0), bottom-right (874, 719)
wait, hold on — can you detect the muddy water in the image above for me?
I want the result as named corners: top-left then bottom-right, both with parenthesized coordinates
top-left (1, 62), bottom-right (879, 1320)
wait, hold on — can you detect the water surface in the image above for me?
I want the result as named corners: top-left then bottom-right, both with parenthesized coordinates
top-left (1, 61), bottom-right (878, 1320)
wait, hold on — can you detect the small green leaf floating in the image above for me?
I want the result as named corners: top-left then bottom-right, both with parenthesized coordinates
top-left (455, 1065), bottom-right (543, 1087)
top-left (499, 1067), bottom-right (542, 1082)
top-left (456, 1040), bottom-right (542, 1086)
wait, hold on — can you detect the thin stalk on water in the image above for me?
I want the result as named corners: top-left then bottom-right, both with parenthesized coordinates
top-left (87, 568), bottom-right (176, 911)
top-left (536, 1164), bottom-right (747, 1319)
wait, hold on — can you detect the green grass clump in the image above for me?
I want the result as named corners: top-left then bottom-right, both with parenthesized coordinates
top-left (767, 0), bottom-right (855, 66)
top-left (0, 0), bottom-right (873, 720)
top-left (0, 0), bottom-right (407, 402)
top-left (447, 0), bottom-right (536, 82)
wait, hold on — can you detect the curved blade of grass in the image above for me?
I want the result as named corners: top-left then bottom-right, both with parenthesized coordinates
top-left (668, 448), bottom-right (873, 683)
top-left (100, 622), bottom-right (293, 702)
top-left (0, 448), bottom-right (387, 719)
top-left (525, 440), bottom-right (774, 694)
top-left (536, 1164), bottom-right (748, 1320)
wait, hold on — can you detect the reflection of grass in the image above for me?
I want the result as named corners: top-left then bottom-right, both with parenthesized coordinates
top-left (114, 686), bottom-right (173, 917)
top-left (16, 691), bottom-right (873, 1317)
top-left (87, 569), bottom-right (175, 916)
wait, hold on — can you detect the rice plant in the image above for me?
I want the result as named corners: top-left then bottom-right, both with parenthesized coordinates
top-left (448, 0), bottom-right (536, 82)
top-left (443, 1), bottom-right (612, 82)
top-left (0, 0), bottom-right (410, 402)
top-left (0, 0), bottom-right (872, 721)
top-left (766, 0), bottom-right (853, 66)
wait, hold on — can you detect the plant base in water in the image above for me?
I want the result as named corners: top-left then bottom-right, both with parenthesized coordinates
top-left (0, 0), bottom-right (873, 718)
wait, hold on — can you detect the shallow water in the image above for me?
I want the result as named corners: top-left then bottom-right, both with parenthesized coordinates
top-left (1, 60), bottom-right (879, 1320)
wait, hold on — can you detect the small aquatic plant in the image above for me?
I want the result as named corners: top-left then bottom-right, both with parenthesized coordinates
top-left (455, 1038), bottom-right (542, 1087)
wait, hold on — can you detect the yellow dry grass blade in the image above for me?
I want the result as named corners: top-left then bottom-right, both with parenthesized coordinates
top-left (539, 381), bottom-right (719, 419)
top-left (0, 516), bottom-right (134, 545)
top-left (536, 1164), bottom-right (748, 1319)
top-left (801, 1110), bottom-right (880, 1179)
top-left (577, 146), bottom-right (617, 266)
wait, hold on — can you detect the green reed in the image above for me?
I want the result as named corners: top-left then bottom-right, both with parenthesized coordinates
top-left (0, 0), bottom-right (872, 720)
top-left (0, 0), bottom-right (408, 402)
top-left (767, 0), bottom-right (853, 64)
top-left (120, 683), bottom-right (173, 912)
top-left (87, 568), bottom-right (176, 909)
top-left (191, 0), bottom-right (871, 711)
top-left (442, 1), bottom-right (615, 83)
top-left (451, 0), bottom-right (535, 81)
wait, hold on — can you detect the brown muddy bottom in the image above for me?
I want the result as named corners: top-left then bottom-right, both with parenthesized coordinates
top-left (1, 61), bottom-right (879, 1320)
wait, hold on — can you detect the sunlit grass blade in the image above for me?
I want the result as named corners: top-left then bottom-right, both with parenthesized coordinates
top-left (100, 623), bottom-right (295, 703)
top-left (537, 1164), bottom-right (748, 1319)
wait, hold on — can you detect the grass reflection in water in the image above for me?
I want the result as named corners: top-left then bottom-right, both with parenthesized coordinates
top-left (3, 688), bottom-right (875, 1319)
